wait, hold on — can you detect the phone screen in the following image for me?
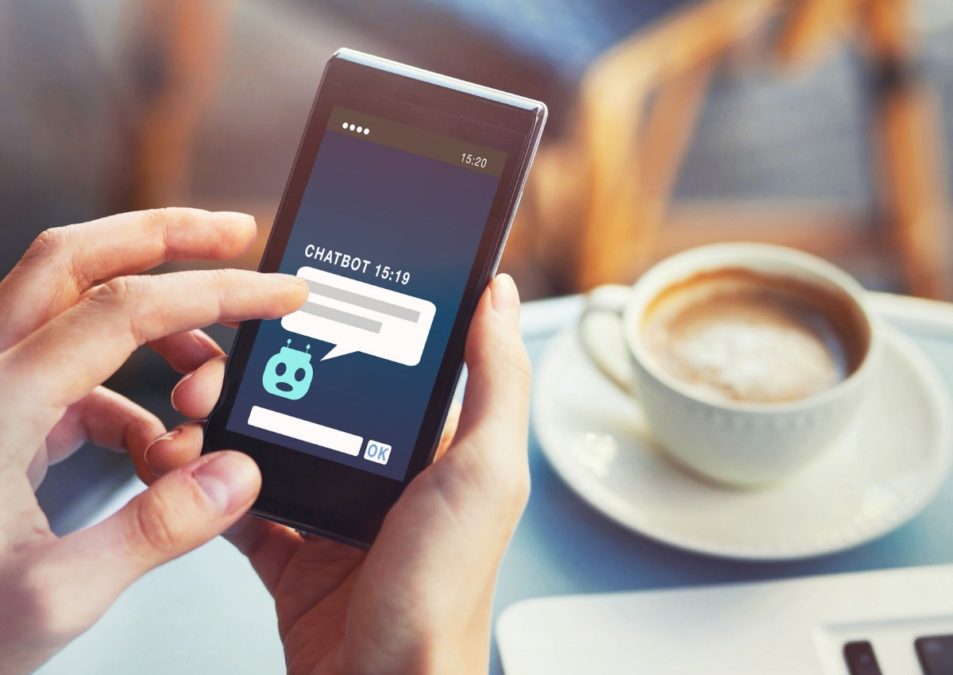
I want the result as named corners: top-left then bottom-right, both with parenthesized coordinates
top-left (225, 106), bottom-right (507, 481)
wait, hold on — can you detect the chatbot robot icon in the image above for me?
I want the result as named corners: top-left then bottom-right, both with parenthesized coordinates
top-left (262, 339), bottom-right (314, 400)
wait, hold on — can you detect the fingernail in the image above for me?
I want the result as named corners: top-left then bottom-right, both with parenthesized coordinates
top-left (193, 452), bottom-right (259, 515)
top-left (170, 371), bottom-right (195, 412)
top-left (143, 427), bottom-right (182, 468)
top-left (492, 274), bottom-right (521, 320)
top-left (193, 330), bottom-right (223, 356)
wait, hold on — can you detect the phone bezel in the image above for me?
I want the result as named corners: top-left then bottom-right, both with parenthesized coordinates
top-left (201, 50), bottom-right (546, 546)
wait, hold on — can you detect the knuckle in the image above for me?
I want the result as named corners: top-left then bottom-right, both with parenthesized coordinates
top-left (25, 227), bottom-right (69, 263)
top-left (84, 276), bottom-right (153, 343)
top-left (473, 335), bottom-right (532, 388)
top-left (140, 209), bottom-right (173, 252)
top-left (505, 341), bottom-right (533, 386)
top-left (203, 267), bottom-right (233, 286)
top-left (21, 223), bottom-right (94, 290)
top-left (141, 207), bottom-right (175, 232)
top-left (188, 268), bottom-right (231, 299)
top-left (125, 487), bottom-right (183, 557)
top-left (199, 268), bottom-right (232, 311)
top-left (87, 276), bottom-right (136, 307)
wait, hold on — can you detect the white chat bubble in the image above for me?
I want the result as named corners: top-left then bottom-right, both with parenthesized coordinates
top-left (282, 266), bottom-right (436, 366)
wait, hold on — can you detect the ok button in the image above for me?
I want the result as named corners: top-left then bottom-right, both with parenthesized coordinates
top-left (364, 440), bottom-right (392, 465)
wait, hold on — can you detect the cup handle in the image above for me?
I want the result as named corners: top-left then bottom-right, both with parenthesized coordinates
top-left (578, 284), bottom-right (639, 398)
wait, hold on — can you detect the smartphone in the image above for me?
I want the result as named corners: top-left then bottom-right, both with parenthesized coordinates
top-left (202, 49), bottom-right (546, 547)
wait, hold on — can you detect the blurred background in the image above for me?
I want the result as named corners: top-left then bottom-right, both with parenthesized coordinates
top-left (3, 0), bottom-right (953, 524)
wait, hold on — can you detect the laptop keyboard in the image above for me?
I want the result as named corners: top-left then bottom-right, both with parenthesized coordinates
top-left (915, 635), bottom-right (953, 675)
top-left (844, 641), bottom-right (884, 675)
top-left (845, 635), bottom-right (953, 674)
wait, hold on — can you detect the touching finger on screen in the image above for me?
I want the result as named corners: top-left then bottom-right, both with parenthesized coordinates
top-left (0, 209), bottom-right (257, 349)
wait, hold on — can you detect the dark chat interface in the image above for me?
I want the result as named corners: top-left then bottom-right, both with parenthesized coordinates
top-left (227, 106), bottom-right (506, 481)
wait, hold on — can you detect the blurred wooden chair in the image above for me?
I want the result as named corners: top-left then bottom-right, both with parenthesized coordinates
top-left (514, 0), bottom-right (953, 298)
top-left (119, 0), bottom-right (233, 211)
top-left (115, 0), bottom-right (278, 269)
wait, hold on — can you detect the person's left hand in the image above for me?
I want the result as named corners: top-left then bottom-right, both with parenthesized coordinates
top-left (0, 209), bottom-right (308, 673)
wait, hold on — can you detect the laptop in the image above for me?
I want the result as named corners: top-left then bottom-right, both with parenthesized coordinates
top-left (498, 564), bottom-right (953, 674)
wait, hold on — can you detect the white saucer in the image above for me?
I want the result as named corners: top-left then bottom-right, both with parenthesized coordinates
top-left (532, 322), bottom-right (953, 560)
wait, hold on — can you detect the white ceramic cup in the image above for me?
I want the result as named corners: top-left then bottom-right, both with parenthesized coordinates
top-left (579, 243), bottom-right (882, 486)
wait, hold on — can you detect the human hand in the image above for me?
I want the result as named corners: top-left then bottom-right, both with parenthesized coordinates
top-left (0, 209), bottom-right (308, 674)
top-left (144, 273), bottom-right (532, 674)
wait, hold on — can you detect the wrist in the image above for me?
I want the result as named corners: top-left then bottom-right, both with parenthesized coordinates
top-left (326, 626), bottom-right (490, 675)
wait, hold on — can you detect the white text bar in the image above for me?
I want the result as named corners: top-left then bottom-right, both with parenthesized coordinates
top-left (248, 406), bottom-right (363, 456)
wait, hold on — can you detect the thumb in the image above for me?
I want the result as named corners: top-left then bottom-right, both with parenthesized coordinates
top-left (69, 450), bottom-right (259, 586)
top-left (455, 273), bottom-right (532, 447)
top-left (14, 452), bottom-right (259, 647)
top-left (445, 274), bottom-right (531, 511)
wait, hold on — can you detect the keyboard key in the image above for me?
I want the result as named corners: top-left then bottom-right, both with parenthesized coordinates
top-left (844, 641), bottom-right (883, 675)
top-left (915, 634), bottom-right (953, 675)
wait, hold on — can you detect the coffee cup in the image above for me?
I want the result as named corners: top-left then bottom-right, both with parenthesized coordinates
top-left (579, 243), bottom-right (881, 486)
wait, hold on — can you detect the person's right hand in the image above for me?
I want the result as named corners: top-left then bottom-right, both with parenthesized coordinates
top-left (143, 274), bottom-right (533, 674)
top-left (0, 208), bottom-right (308, 674)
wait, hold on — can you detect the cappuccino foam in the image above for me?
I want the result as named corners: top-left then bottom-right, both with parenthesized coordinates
top-left (641, 270), bottom-right (864, 404)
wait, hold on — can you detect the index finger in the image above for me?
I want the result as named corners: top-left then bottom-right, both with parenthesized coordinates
top-left (0, 208), bottom-right (257, 349)
top-left (1, 269), bottom-right (308, 411)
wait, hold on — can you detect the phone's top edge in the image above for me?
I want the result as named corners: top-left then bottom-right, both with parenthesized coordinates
top-left (331, 48), bottom-right (547, 116)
